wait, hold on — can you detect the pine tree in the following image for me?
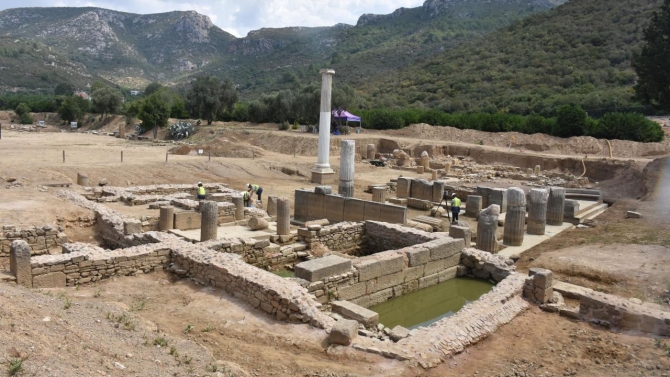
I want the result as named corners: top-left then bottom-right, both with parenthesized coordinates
top-left (633, 0), bottom-right (670, 111)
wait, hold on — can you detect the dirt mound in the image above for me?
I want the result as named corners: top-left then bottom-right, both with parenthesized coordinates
top-left (389, 123), bottom-right (670, 158)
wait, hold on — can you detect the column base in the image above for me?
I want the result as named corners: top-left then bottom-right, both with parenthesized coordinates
top-left (311, 169), bottom-right (335, 184)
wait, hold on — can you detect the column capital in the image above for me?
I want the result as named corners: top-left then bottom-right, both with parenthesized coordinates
top-left (319, 68), bottom-right (335, 75)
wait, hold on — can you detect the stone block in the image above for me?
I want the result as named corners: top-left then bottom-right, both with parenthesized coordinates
top-left (32, 271), bottom-right (66, 288)
top-left (396, 177), bottom-right (411, 198)
top-left (173, 211), bottom-right (202, 230)
top-left (306, 192), bottom-right (326, 220)
top-left (329, 319), bottom-right (359, 345)
top-left (428, 238), bottom-right (464, 261)
top-left (123, 220), bottom-right (142, 235)
top-left (294, 190), bottom-right (310, 222)
top-left (315, 186), bottom-right (332, 195)
top-left (376, 252), bottom-right (405, 275)
top-left (10, 240), bottom-right (32, 287)
top-left (448, 225), bottom-right (471, 247)
top-left (534, 287), bottom-right (554, 304)
top-left (423, 259), bottom-right (446, 276)
top-left (388, 198), bottom-right (407, 206)
top-left (489, 188), bottom-right (508, 213)
top-left (432, 181), bottom-right (445, 203)
top-left (379, 204), bottom-right (407, 224)
top-left (376, 271), bottom-right (405, 291)
top-left (529, 268), bottom-right (553, 289)
top-left (626, 211), bottom-right (642, 219)
top-left (337, 282), bottom-right (367, 300)
top-left (343, 198), bottom-right (365, 222)
top-left (404, 247), bottom-right (430, 267)
top-left (355, 259), bottom-right (382, 281)
top-left (389, 325), bottom-right (410, 342)
top-left (444, 253), bottom-right (461, 269)
top-left (368, 288), bottom-right (394, 306)
top-left (324, 195), bottom-right (345, 223)
top-left (419, 273), bottom-right (439, 289)
top-left (404, 265), bottom-right (424, 282)
top-left (407, 198), bottom-right (432, 210)
top-left (363, 201), bottom-right (382, 221)
top-left (332, 301), bottom-right (379, 328)
top-left (294, 255), bottom-right (352, 282)
top-left (438, 266), bottom-right (458, 282)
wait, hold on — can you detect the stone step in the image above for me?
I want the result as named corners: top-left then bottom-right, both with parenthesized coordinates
top-left (552, 281), bottom-right (593, 299)
top-left (581, 203), bottom-right (609, 221)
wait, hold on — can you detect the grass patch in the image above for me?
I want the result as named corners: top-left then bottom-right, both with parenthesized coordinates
top-left (105, 312), bottom-right (135, 331)
top-left (272, 269), bottom-right (294, 278)
top-left (63, 298), bottom-right (72, 310)
top-left (153, 337), bottom-right (168, 347)
top-left (201, 324), bottom-right (214, 333)
top-left (183, 324), bottom-right (194, 334)
top-left (130, 299), bottom-right (146, 311)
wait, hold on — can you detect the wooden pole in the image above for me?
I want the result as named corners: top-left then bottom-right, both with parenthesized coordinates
top-left (165, 152), bottom-right (168, 163)
top-left (62, 150), bottom-right (65, 163)
top-left (121, 151), bottom-right (123, 163)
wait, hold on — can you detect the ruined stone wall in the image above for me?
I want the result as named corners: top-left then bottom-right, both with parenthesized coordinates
top-left (580, 291), bottom-right (670, 336)
top-left (0, 225), bottom-right (67, 268)
top-left (30, 241), bottom-right (170, 287)
top-left (294, 190), bottom-right (406, 225)
top-left (201, 238), bottom-right (306, 269)
top-left (297, 222), bottom-right (366, 254)
top-left (365, 221), bottom-right (440, 255)
top-left (460, 248), bottom-right (516, 283)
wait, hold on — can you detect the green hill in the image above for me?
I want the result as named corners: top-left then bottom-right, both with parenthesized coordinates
top-left (359, 0), bottom-right (664, 115)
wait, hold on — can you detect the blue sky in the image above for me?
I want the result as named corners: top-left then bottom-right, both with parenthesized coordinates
top-left (0, 0), bottom-right (426, 37)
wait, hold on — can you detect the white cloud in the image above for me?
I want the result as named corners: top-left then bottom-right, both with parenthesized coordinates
top-left (0, 0), bottom-right (425, 37)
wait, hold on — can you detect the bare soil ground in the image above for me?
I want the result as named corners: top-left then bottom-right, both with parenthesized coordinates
top-left (1, 123), bottom-right (670, 376)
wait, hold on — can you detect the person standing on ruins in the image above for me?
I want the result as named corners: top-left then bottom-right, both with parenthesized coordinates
top-left (196, 182), bottom-right (206, 200)
top-left (246, 183), bottom-right (264, 204)
top-left (450, 193), bottom-right (462, 223)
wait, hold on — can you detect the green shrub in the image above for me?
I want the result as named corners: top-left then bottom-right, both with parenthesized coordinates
top-left (552, 104), bottom-right (587, 138)
top-left (19, 112), bottom-right (33, 125)
top-left (595, 112), bottom-right (664, 142)
top-left (278, 121), bottom-right (290, 131)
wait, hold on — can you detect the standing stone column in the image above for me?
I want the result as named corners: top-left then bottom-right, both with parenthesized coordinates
top-left (503, 188), bottom-right (526, 246)
top-left (200, 201), bottom-right (218, 241)
top-left (476, 186), bottom-right (491, 208)
top-left (397, 177), bottom-right (411, 199)
top-left (416, 166), bottom-right (425, 174)
top-left (10, 240), bottom-right (32, 287)
top-left (366, 144), bottom-right (376, 160)
top-left (445, 162), bottom-right (452, 174)
top-left (159, 205), bottom-right (175, 231)
top-left (232, 197), bottom-right (244, 221)
top-left (277, 198), bottom-right (291, 236)
top-left (476, 205), bottom-right (500, 253)
top-left (267, 196), bottom-right (278, 217)
top-left (77, 172), bottom-right (89, 186)
top-left (372, 187), bottom-right (386, 203)
top-left (119, 123), bottom-right (125, 139)
top-left (339, 140), bottom-right (355, 198)
top-left (534, 165), bottom-right (541, 176)
top-left (311, 69), bottom-right (336, 184)
top-left (432, 180), bottom-right (445, 203)
top-left (527, 188), bottom-right (549, 235)
top-left (526, 168), bottom-right (533, 175)
top-left (465, 195), bottom-right (482, 217)
top-left (547, 187), bottom-right (566, 226)
top-left (420, 151), bottom-right (430, 169)
top-left (489, 188), bottom-right (508, 213)
top-left (431, 170), bottom-right (438, 181)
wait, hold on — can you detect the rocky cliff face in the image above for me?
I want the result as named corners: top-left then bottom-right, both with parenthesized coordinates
top-left (171, 11), bottom-right (213, 43)
top-left (357, 8), bottom-right (408, 26)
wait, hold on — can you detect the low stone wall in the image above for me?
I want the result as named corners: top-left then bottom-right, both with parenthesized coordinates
top-left (293, 189), bottom-right (406, 225)
top-left (201, 238), bottom-right (306, 269)
top-left (297, 222), bottom-right (366, 254)
top-left (580, 291), bottom-right (670, 336)
top-left (365, 221), bottom-right (440, 254)
top-left (1, 225), bottom-right (67, 267)
top-left (30, 241), bottom-right (169, 287)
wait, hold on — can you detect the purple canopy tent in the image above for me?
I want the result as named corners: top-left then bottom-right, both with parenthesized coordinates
top-left (332, 109), bottom-right (361, 123)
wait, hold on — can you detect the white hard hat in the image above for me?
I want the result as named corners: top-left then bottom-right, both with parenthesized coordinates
top-left (451, 193), bottom-right (456, 197)
top-left (197, 181), bottom-right (202, 185)
top-left (246, 183), bottom-right (251, 188)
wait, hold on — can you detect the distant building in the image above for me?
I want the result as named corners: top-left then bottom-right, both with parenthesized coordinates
top-left (130, 90), bottom-right (140, 96)
top-left (74, 91), bottom-right (90, 100)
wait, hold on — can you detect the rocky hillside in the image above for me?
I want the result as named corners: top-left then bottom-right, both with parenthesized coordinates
top-left (0, 0), bottom-right (564, 94)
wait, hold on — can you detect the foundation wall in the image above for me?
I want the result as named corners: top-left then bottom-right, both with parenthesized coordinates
top-left (297, 222), bottom-right (366, 254)
top-left (580, 291), bottom-right (670, 336)
top-left (1, 225), bottom-right (67, 268)
top-left (365, 221), bottom-right (441, 254)
top-left (201, 238), bottom-right (304, 269)
top-left (293, 190), bottom-right (406, 224)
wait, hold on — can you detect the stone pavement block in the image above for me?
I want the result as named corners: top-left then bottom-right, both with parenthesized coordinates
top-left (173, 211), bottom-right (202, 230)
top-left (325, 195), bottom-right (345, 223)
top-left (32, 271), bottom-right (66, 288)
top-left (337, 282), bottom-right (367, 300)
top-left (294, 255), bottom-right (352, 282)
top-left (428, 238), bottom-right (464, 261)
top-left (355, 258), bottom-right (382, 281)
top-left (380, 204), bottom-right (407, 224)
top-left (307, 192), bottom-right (326, 220)
top-left (343, 198), bottom-right (365, 222)
top-left (363, 201), bottom-right (382, 221)
top-left (329, 319), bottom-right (359, 345)
top-left (332, 300), bottom-right (379, 328)
top-left (404, 247), bottom-right (430, 267)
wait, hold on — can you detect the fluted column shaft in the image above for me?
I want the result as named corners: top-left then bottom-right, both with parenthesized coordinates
top-left (339, 140), bottom-right (355, 198)
top-left (528, 188), bottom-right (549, 235)
top-left (503, 188), bottom-right (526, 246)
top-left (200, 201), bottom-right (218, 241)
top-left (547, 187), bottom-right (566, 226)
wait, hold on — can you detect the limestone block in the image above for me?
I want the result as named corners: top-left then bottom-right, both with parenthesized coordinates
top-left (396, 177), bottom-right (411, 199)
top-left (376, 253), bottom-right (405, 275)
top-left (489, 188), bottom-right (508, 213)
top-left (534, 287), bottom-right (553, 304)
top-left (424, 259), bottom-right (446, 276)
top-left (159, 206), bottom-right (175, 231)
top-left (465, 195), bottom-right (482, 218)
top-left (449, 225), bottom-right (471, 247)
top-left (389, 325), bottom-right (410, 342)
top-left (529, 268), bottom-right (553, 289)
top-left (10, 240), bottom-right (31, 287)
top-left (416, 166), bottom-right (424, 174)
top-left (379, 204), bottom-right (407, 224)
top-left (355, 259), bottom-right (382, 281)
top-left (363, 201), bottom-right (382, 221)
top-left (294, 255), bottom-right (352, 282)
top-left (432, 181), bottom-right (445, 203)
top-left (406, 198), bottom-right (432, 210)
top-left (32, 271), bottom-right (66, 288)
top-left (404, 247), bottom-right (430, 267)
top-left (248, 217), bottom-right (269, 230)
top-left (368, 288), bottom-right (394, 306)
top-left (376, 271), bottom-right (405, 291)
top-left (428, 238), bottom-right (464, 261)
top-left (343, 198), bottom-right (365, 222)
top-left (626, 211), bottom-right (642, 219)
top-left (123, 220), bottom-right (142, 235)
top-left (438, 266), bottom-right (458, 282)
top-left (418, 273), bottom-right (439, 289)
top-left (173, 212), bottom-right (202, 230)
top-left (267, 196), bottom-right (278, 217)
top-left (293, 190), bottom-right (310, 222)
top-left (329, 319), bottom-right (359, 346)
top-left (476, 205), bottom-right (500, 253)
top-left (306, 192), bottom-right (326, 220)
top-left (332, 301), bottom-right (379, 328)
top-left (324, 195), bottom-right (345, 223)
top-left (337, 282), bottom-right (367, 300)
top-left (404, 265), bottom-right (424, 282)
top-left (315, 186), bottom-right (332, 195)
